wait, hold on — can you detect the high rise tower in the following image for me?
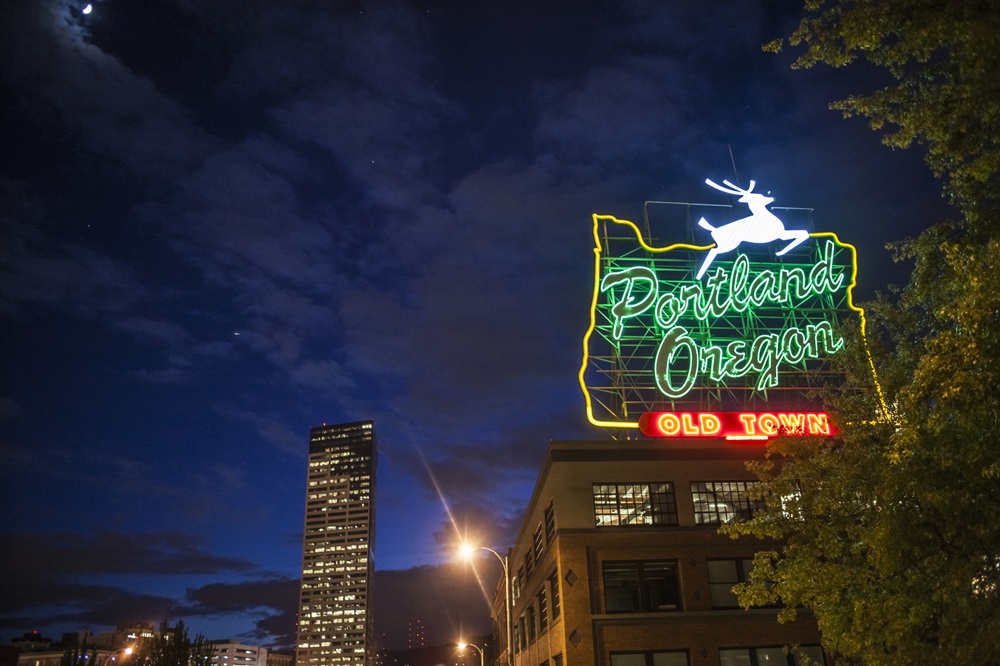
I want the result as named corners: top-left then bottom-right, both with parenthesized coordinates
top-left (296, 420), bottom-right (377, 666)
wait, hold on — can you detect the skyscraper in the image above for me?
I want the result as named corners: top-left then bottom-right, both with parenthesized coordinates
top-left (296, 420), bottom-right (377, 666)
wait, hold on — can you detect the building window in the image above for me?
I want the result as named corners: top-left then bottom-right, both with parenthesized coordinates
top-left (525, 550), bottom-right (534, 579)
top-left (526, 603), bottom-right (536, 642)
top-left (610, 652), bottom-right (689, 666)
top-left (544, 500), bottom-right (555, 542)
top-left (707, 559), bottom-right (756, 608)
top-left (719, 646), bottom-right (824, 666)
top-left (603, 560), bottom-right (680, 612)
top-left (593, 483), bottom-right (678, 526)
top-left (550, 573), bottom-right (561, 619)
top-left (518, 616), bottom-right (526, 650)
top-left (533, 523), bottom-right (544, 560)
top-left (512, 573), bottom-right (520, 603)
top-left (691, 481), bottom-right (764, 524)
top-left (512, 623), bottom-right (520, 654)
top-left (538, 588), bottom-right (548, 632)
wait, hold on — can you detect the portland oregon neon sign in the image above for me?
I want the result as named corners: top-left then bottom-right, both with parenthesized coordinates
top-left (579, 178), bottom-right (873, 438)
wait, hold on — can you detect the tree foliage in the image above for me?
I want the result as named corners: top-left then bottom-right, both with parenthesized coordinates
top-left (61, 639), bottom-right (97, 666)
top-left (725, 1), bottom-right (1000, 664)
top-left (765, 0), bottom-right (1000, 224)
top-left (130, 621), bottom-right (213, 666)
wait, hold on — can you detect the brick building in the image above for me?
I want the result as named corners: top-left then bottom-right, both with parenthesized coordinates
top-left (492, 439), bottom-right (824, 666)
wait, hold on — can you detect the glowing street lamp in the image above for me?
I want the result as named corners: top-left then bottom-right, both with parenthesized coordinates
top-left (461, 543), bottom-right (512, 666)
top-left (101, 646), bottom-right (134, 666)
top-left (457, 641), bottom-right (484, 666)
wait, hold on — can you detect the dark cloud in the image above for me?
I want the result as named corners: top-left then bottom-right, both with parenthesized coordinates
top-left (0, 531), bottom-right (253, 637)
top-left (0, 531), bottom-right (299, 646)
top-left (1, 532), bottom-right (254, 583)
top-left (181, 579), bottom-right (299, 649)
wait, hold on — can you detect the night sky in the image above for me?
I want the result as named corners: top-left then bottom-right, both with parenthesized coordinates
top-left (1, 0), bottom-right (953, 652)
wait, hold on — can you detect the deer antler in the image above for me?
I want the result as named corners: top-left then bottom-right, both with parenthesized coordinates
top-left (705, 178), bottom-right (746, 195)
top-left (723, 179), bottom-right (754, 193)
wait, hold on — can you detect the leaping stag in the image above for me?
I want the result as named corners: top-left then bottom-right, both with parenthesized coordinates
top-left (695, 179), bottom-right (809, 279)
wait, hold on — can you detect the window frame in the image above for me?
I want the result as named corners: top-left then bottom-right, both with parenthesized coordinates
top-left (719, 646), bottom-right (824, 666)
top-left (544, 499), bottom-right (555, 542)
top-left (593, 482), bottom-right (679, 527)
top-left (610, 651), bottom-right (690, 666)
top-left (550, 573), bottom-right (561, 620)
top-left (537, 588), bottom-right (548, 632)
top-left (602, 559), bottom-right (681, 613)
top-left (707, 558), bottom-right (757, 609)
top-left (691, 481), bottom-right (765, 525)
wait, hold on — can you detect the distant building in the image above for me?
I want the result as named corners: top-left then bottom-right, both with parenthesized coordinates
top-left (13, 651), bottom-right (61, 666)
top-left (296, 420), bottom-right (378, 666)
top-left (7, 633), bottom-right (52, 653)
top-left (90, 623), bottom-right (155, 650)
top-left (265, 651), bottom-right (292, 666)
top-left (492, 439), bottom-right (825, 666)
top-left (9, 631), bottom-right (60, 666)
top-left (208, 641), bottom-right (267, 666)
top-left (406, 620), bottom-right (425, 650)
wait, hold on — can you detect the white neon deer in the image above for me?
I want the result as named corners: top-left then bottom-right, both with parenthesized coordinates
top-left (695, 178), bottom-right (809, 279)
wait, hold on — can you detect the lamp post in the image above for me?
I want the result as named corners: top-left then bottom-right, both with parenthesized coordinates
top-left (100, 646), bottom-right (133, 666)
top-left (457, 642), bottom-right (484, 666)
top-left (460, 544), bottom-right (512, 666)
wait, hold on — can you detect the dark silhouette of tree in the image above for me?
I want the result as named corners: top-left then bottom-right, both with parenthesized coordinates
top-left (61, 639), bottom-right (97, 666)
top-left (130, 621), bottom-right (212, 666)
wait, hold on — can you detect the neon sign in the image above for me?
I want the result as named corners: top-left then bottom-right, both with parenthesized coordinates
top-left (637, 411), bottom-right (836, 440)
top-left (579, 178), bottom-right (879, 431)
top-left (603, 239), bottom-right (846, 397)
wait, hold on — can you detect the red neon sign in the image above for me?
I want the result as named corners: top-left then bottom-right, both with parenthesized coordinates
top-left (638, 411), bottom-right (835, 440)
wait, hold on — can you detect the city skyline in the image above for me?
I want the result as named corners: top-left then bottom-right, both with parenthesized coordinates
top-left (1, 0), bottom-right (953, 652)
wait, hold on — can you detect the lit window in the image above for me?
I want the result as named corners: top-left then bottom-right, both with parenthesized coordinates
top-left (691, 481), bottom-right (764, 524)
top-left (593, 483), bottom-right (678, 526)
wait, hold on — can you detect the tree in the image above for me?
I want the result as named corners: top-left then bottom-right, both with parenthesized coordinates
top-left (725, 1), bottom-right (1000, 664)
top-left (765, 0), bottom-right (1000, 226)
top-left (131, 621), bottom-right (213, 666)
top-left (61, 638), bottom-right (97, 666)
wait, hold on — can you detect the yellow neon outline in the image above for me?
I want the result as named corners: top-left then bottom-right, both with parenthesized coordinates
top-left (579, 216), bottom-right (889, 429)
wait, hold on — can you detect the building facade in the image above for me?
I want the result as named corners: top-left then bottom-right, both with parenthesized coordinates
top-left (494, 439), bottom-right (824, 666)
top-left (296, 420), bottom-right (378, 666)
top-left (208, 641), bottom-right (268, 666)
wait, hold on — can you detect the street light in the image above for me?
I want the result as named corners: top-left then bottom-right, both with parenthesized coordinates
top-left (461, 544), bottom-right (512, 666)
top-left (457, 641), bottom-right (484, 666)
top-left (100, 646), bottom-right (134, 666)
